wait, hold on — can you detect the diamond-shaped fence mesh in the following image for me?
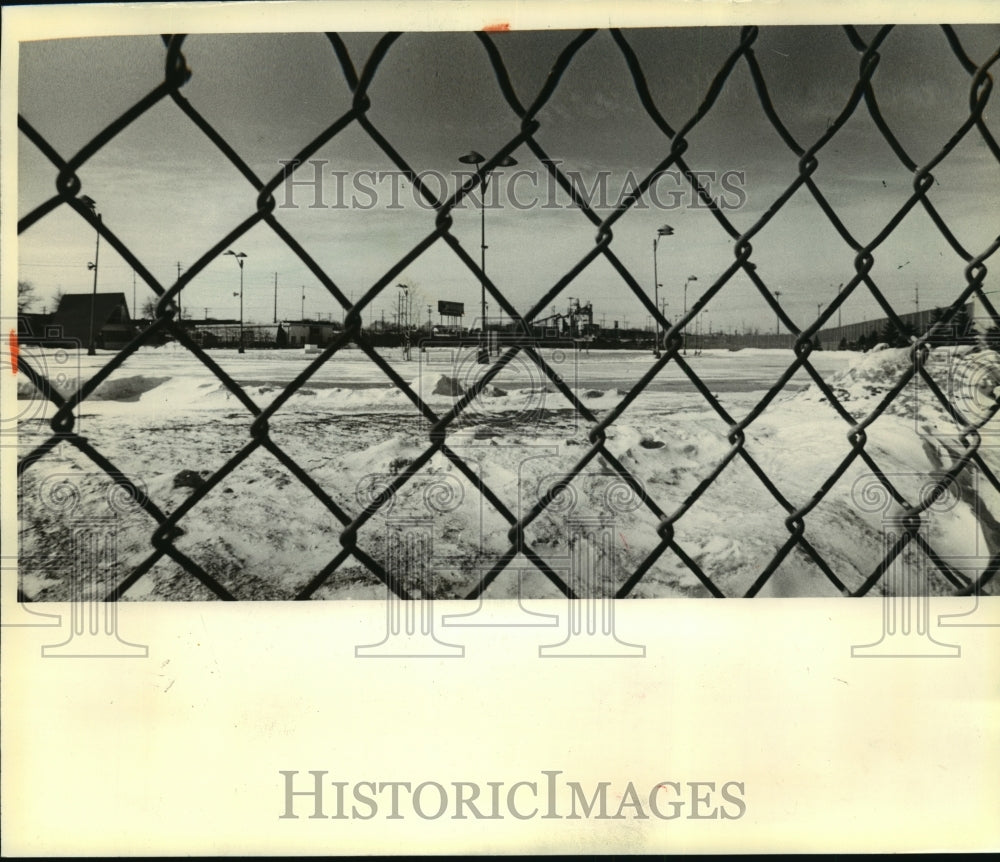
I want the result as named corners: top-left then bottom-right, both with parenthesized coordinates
top-left (14, 26), bottom-right (1000, 601)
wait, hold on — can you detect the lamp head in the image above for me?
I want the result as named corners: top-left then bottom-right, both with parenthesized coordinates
top-left (657, 225), bottom-right (674, 236)
top-left (458, 150), bottom-right (485, 165)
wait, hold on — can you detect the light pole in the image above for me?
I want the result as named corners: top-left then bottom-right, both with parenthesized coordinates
top-left (398, 283), bottom-right (410, 360)
top-left (80, 195), bottom-right (101, 355)
top-left (459, 149), bottom-right (517, 363)
top-left (176, 262), bottom-right (183, 320)
top-left (225, 249), bottom-right (247, 353)
top-left (682, 274), bottom-right (697, 356)
top-left (652, 224), bottom-right (673, 357)
top-left (774, 290), bottom-right (783, 337)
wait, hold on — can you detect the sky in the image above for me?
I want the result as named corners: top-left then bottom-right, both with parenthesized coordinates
top-left (16, 24), bottom-right (1000, 334)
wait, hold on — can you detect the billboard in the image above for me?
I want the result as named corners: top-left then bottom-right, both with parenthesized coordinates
top-left (437, 300), bottom-right (465, 317)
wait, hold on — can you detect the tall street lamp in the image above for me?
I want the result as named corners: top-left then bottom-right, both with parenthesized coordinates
top-left (225, 250), bottom-right (247, 353)
top-left (652, 224), bottom-right (674, 357)
top-left (682, 274), bottom-right (697, 356)
top-left (398, 283), bottom-right (411, 361)
top-left (80, 195), bottom-right (101, 355)
top-left (459, 149), bottom-right (517, 363)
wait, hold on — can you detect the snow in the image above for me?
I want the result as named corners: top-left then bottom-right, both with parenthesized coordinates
top-left (12, 345), bottom-right (999, 600)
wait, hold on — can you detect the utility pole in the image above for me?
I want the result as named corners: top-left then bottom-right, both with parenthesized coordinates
top-left (682, 275), bottom-right (697, 356)
top-left (176, 261), bottom-right (183, 320)
top-left (652, 224), bottom-right (673, 357)
top-left (81, 195), bottom-right (101, 356)
top-left (273, 273), bottom-right (278, 324)
top-left (774, 290), bottom-right (783, 335)
top-left (132, 269), bottom-right (137, 321)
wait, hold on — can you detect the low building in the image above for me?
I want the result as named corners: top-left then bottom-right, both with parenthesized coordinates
top-left (47, 292), bottom-right (135, 350)
top-left (815, 302), bottom-right (978, 350)
top-left (16, 311), bottom-right (54, 343)
top-left (280, 320), bottom-right (343, 348)
top-left (188, 322), bottom-right (279, 348)
top-left (182, 320), bottom-right (344, 349)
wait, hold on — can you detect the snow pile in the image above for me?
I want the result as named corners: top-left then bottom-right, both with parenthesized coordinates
top-left (15, 346), bottom-right (999, 600)
top-left (18, 373), bottom-right (170, 402)
top-left (796, 345), bottom-right (1000, 425)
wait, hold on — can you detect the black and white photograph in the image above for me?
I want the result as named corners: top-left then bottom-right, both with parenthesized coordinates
top-left (3, 0), bottom-right (999, 856)
top-left (12, 13), bottom-right (1000, 604)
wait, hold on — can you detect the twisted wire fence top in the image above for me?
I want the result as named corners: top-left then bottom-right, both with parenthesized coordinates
top-left (15, 25), bottom-right (1000, 600)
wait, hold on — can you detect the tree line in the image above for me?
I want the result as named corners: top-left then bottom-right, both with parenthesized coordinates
top-left (838, 306), bottom-right (999, 351)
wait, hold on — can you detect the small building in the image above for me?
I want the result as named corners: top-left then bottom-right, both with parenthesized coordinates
top-left (189, 321), bottom-right (280, 349)
top-left (47, 292), bottom-right (135, 350)
top-left (280, 320), bottom-right (343, 348)
top-left (16, 311), bottom-right (53, 343)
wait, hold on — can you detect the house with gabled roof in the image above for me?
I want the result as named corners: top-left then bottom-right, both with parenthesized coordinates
top-left (48, 292), bottom-right (135, 350)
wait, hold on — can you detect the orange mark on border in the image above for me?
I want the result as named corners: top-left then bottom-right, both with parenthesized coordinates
top-left (9, 329), bottom-right (18, 374)
top-left (619, 531), bottom-right (630, 551)
top-left (483, 21), bottom-right (510, 32)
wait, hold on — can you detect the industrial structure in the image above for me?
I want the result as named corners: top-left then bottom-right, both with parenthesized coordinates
top-left (16, 290), bottom-right (993, 354)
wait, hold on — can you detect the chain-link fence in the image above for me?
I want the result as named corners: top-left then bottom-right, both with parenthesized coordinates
top-left (14, 26), bottom-right (1000, 601)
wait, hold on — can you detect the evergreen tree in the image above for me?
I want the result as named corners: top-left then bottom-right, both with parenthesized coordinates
top-left (879, 319), bottom-right (911, 348)
top-left (950, 305), bottom-right (977, 345)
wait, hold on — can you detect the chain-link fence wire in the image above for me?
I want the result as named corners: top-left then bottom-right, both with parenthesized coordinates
top-left (15, 26), bottom-right (1000, 600)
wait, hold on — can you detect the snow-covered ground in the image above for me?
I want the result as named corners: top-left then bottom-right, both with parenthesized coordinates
top-left (12, 344), bottom-right (1000, 600)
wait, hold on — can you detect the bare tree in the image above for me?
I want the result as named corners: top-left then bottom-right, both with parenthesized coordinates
top-left (17, 280), bottom-right (38, 313)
